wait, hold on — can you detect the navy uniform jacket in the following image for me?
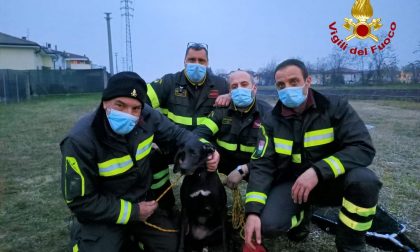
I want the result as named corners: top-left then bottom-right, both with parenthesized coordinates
top-left (193, 99), bottom-right (272, 174)
top-left (60, 104), bottom-right (197, 224)
top-left (245, 90), bottom-right (375, 215)
top-left (146, 70), bottom-right (229, 131)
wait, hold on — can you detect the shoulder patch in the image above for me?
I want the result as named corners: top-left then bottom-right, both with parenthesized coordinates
top-left (252, 140), bottom-right (266, 159)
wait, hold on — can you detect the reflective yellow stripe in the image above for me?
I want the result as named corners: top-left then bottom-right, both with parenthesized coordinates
top-left (304, 128), bottom-right (334, 147)
top-left (153, 168), bottom-right (169, 180)
top-left (217, 139), bottom-right (237, 151)
top-left (290, 210), bottom-right (304, 229)
top-left (146, 83), bottom-right (160, 108)
top-left (339, 211), bottom-right (373, 231)
top-left (342, 198), bottom-right (376, 217)
top-left (292, 154), bottom-right (302, 163)
top-left (199, 138), bottom-right (210, 144)
top-left (245, 192), bottom-right (267, 204)
top-left (161, 108), bottom-right (168, 115)
top-left (167, 111), bottom-right (192, 125)
top-left (136, 135), bottom-right (154, 161)
top-left (323, 155), bottom-right (345, 178)
top-left (151, 174), bottom-right (170, 189)
top-left (72, 244), bottom-right (78, 252)
top-left (240, 144), bottom-right (255, 153)
top-left (274, 137), bottom-right (293, 155)
top-left (66, 157), bottom-right (85, 197)
top-left (117, 199), bottom-right (132, 224)
top-left (197, 117), bottom-right (209, 125)
top-left (98, 155), bottom-right (133, 177)
top-left (200, 117), bottom-right (219, 135)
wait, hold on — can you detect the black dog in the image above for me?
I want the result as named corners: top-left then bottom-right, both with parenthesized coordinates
top-left (174, 141), bottom-right (228, 252)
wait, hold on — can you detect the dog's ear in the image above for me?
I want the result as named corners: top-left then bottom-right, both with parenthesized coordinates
top-left (202, 143), bottom-right (215, 156)
top-left (173, 149), bottom-right (184, 173)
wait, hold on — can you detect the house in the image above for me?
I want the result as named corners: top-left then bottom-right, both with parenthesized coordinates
top-left (0, 32), bottom-right (92, 70)
top-left (41, 44), bottom-right (91, 70)
top-left (310, 68), bottom-right (363, 85)
top-left (0, 32), bottom-right (47, 70)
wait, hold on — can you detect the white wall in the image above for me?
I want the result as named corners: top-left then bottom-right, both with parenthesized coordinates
top-left (0, 47), bottom-right (41, 70)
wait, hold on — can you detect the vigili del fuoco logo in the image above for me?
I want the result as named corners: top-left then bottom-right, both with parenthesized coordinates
top-left (329, 0), bottom-right (396, 56)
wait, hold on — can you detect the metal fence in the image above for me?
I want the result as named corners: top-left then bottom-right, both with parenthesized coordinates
top-left (0, 69), bottom-right (108, 103)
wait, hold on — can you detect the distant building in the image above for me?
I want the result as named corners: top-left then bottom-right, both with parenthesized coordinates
top-left (0, 32), bottom-right (92, 70)
top-left (310, 68), bottom-right (363, 85)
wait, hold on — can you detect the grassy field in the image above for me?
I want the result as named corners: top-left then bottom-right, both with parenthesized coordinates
top-left (0, 94), bottom-right (419, 251)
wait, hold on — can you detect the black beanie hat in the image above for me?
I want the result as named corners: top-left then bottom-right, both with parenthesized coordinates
top-left (102, 71), bottom-right (147, 104)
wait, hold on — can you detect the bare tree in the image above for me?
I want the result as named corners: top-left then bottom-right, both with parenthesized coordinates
top-left (414, 41), bottom-right (420, 55)
top-left (257, 59), bottom-right (277, 86)
top-left (349, 41), bottom-right (370, 84)
top-left (368, 32), bottom-right (398, 84)
top-left (326, 47), bottom-right (350, 85)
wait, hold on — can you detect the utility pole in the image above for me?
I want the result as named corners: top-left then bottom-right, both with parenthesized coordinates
top-left (121, 0), bottom-right (134, 71)
top-left (105, 13), bottom-right (114, 75)
top-left (115, 53), bottom-right (119, 73)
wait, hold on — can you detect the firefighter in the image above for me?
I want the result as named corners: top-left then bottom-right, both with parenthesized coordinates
top-left (145, 42), bottom-right (229, 210)
top-left (60, 71), bottom-right (219, 252)
top-left (193, 70), bottom-right (272, 188)
top-left (244, 59), bottom-right (382, 252)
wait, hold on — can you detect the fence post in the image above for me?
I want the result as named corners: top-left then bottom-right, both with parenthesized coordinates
top-left (26, 73), bottom-right (31, 100)
top-left (2, 72), bottom-right (6, 104)
top-left (16, 74), bottom-right (20, 103)
top-left (103, 68), bottom-right (108, 89)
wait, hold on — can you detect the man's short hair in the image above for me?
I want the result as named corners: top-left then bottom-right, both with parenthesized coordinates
top-left (228, 70), bottom-right (255, 85)
top-left (274, 59), bottom-right (309, 80)
top-left (185, 42), bottom-right (209, 59)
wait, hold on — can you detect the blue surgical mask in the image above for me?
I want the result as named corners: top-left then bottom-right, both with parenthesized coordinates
top-left (106, 109), bottom-right (139, 135)
top-left (231, 87), bottom-right (254, 107)
top-left (185, 63), bottom-right (206, 83)
top-left (277, 86), bottom-right (307, 108)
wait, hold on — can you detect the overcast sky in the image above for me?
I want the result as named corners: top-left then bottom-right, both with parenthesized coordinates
top-left (1, 0), bottom-right (419, 82)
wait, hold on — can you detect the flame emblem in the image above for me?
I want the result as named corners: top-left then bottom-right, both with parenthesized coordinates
top-left (131, 89), bottom-right (137, 97)
top-left (343, 0), bottom-right (382, 42)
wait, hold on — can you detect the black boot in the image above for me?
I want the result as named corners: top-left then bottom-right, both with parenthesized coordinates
top-left (335, 224), bottom-right (366, 252)
top-left (287, 208), bottom-right (311, 242)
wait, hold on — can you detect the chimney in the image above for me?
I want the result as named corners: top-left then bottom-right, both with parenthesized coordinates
top-left (22, 36), bottom-right (27, 40)
top-left (55, 45), bottom-right (57, 51)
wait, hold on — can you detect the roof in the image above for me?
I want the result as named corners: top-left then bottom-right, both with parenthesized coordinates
top-left (0, 32), bottom-right (40, 47)
top-left (61, 51), bottom-right (89, 60)
top-left (39, 46), bottom-right (90, 61)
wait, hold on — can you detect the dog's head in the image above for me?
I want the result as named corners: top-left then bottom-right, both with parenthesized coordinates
top-left (173, 140), bottom-right (215, 175)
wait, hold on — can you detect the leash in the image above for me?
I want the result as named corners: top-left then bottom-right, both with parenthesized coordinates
top-left (232, 187), bottom-right (246, 239)
top-left (143, 174), bottom-right (184, 233)
top-left (218, 172), bottom-right (246, 239)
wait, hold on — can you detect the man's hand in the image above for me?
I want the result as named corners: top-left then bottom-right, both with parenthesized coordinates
top-left (291, 167), bottom-right (318, 204)
top-left (206, 150), bottom-right (220, 172)
top-left (138, 200), bottom-right (158, 221)
top-left (245, 214), bottom-right (262, 250)
top-left (226, 164), bottom-right (248, 189)
top-left (214, 94), bottom-right (231, 107)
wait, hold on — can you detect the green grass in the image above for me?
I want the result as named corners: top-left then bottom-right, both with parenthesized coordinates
top-left (0, 95), bottom-right (419, 251)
